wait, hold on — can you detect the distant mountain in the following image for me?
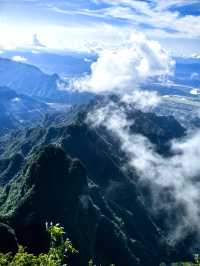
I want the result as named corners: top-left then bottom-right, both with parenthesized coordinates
top-left (0, 57), bottom-right (94, 104)
top-left (0, 86), bottom-right (53, 135)
top-left (1, 50), bottom-right (96, 77)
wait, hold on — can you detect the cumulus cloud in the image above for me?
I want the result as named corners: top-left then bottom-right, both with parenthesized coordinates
top-left (11, 55), bottom-right (27, 62)
top-left (74, 32), bottom-right (174, 110)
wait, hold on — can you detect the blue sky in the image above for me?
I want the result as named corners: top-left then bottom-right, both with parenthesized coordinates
top-left (0, 0), bottom-right (200, 56)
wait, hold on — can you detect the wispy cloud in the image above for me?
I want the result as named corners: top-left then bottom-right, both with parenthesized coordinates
top-left (86, 0), bottom-right (200, 39)
top-left (0, 0), bottom-right (199, 55)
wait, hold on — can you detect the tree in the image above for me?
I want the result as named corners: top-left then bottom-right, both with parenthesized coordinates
top-left (0, 223), bottom-right (78, 266)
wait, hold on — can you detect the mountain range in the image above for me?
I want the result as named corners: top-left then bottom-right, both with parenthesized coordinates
top-left (0, 57), bottom-right (93, 103)
top-left (0, 57), bottom-right (94, 135)
top-left (0, 86), bottom-right (52, 135)
top-left (0, 92), bottom-right (189, 265)
top-left (0, 57), bottom-right (198, 266)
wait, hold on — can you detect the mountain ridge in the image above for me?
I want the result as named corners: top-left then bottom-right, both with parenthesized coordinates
top-left (0, 97), bottom-right (188, 265)
top-left (0, 57), bottom-right (94, 104)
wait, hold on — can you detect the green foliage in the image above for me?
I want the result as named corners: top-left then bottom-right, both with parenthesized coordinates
top-left (0, 223), bottom-right (78, 266)
top-left (160, 254), bottom-right (200, 266)
top-left (88, 260), bottom-right (94, 266)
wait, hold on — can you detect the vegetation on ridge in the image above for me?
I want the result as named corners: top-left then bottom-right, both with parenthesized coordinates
top-left (0, 223), bottom-right (79, 265)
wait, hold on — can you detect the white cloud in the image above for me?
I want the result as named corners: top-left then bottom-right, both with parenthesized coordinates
top-left (0, 0), bottom-right (199, 55)
top-left (0, 0), bottom-right (199, 57)
top-left (50, 5), bottom-right (200, 55)
top-left (11, 55), bottom-right (27, 62)
top-left (121, 90), bottom-right (160, 111)
top-left (74, 32), bottom-right (174, 95)
top-left (37, 3), bottom-right (200, 54)
top-left (90, 0), bottom-right (200, 39)
top-left (191, 53), bottom-right (200, 59)
top-left (0, 24), bottom-right (33, 50)
top-left (0, 22), bottom-right (130, 52)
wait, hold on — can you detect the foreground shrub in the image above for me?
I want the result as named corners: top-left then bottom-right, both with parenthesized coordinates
top-left (0, 223), bottom-right (78, 266)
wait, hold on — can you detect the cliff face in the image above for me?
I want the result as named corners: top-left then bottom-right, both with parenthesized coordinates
top-left (0, 144), bottom-right (170, 266)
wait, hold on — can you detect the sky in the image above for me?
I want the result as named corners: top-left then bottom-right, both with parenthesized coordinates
top-left (0, 0), bottom-right (200, 56)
